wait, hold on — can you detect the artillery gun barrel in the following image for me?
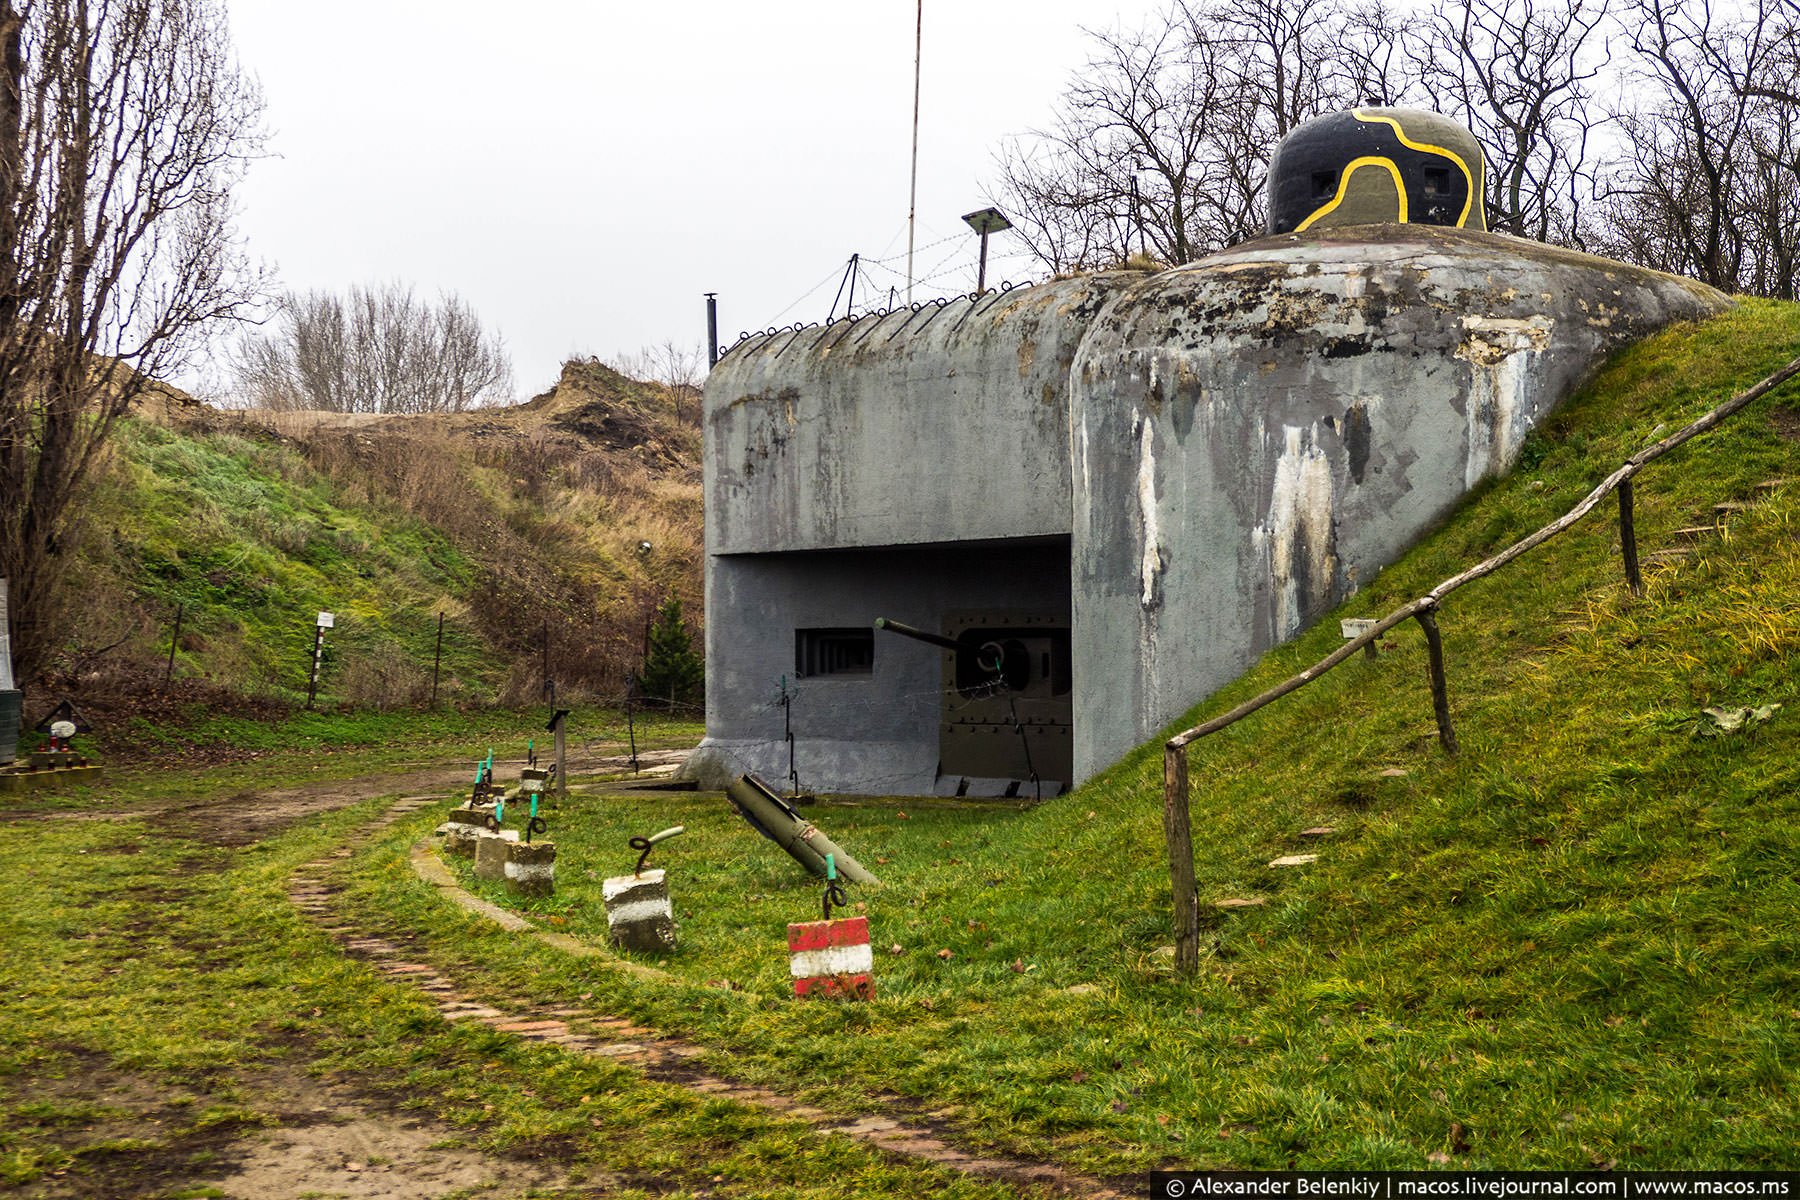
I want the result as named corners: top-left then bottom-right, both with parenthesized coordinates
top-left (876, 618), bottom-right (1005, 676)
top-left (874, 617), bottom-right (962, 653)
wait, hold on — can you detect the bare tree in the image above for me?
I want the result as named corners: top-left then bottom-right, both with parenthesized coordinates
top-left (991, 0), bottom-right (1396, 271)
top-left (992, 7), bottom-right (1222, 271)
top-left (0, 0), bottom-right (264, 681)
top-left (1205, 0), bottom-right (1361, 138)
top-left (1416, 0), bottom-right (1611, 244)
top-left (1336, 0), bottom-right (1435, 110)
top-left (233, 282), bottom-right (513, 413)
top-left (1594, 0), bottom-right (1800, 296)
top-left (991, 0), bottom-right (1800, 296)
top-left (1737, 4), bottom-right (1800, 298)
top-left (647, 339), bottom-right (703, 424)
top-left (605, 340), bottom-right (705, 423)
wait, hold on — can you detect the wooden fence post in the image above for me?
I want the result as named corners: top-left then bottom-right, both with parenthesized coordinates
top-left (1618, 477), bottom-right (1643, 595)
top-left (541, 619), bottom-right (554, 704)
top-left (1414, 606), bottom-right (1458, 755)
top-left (552, 709), bottom-right (568, 798)
top-left (625, 690), bottom-right (639, 773)
top-left (164, 602), bottom-right (183, 687)
top-left (1163, 742), bottom-right (1199, 974)
top-left (430, 611), bottom-right (445, 706)
top-left (1143, 352), bottom-right (1800, 965)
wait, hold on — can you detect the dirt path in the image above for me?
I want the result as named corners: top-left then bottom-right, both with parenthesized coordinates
top-left (14, 1048), bottom-right (584, 1200)
top-left (10, 753), bottom-right (690, 1200)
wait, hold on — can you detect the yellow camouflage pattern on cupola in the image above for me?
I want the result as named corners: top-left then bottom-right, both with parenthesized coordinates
top-left (1266, 108), bottom-right (1488, 236)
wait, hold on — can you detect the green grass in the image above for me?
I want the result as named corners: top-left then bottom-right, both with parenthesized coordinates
top-left (110, 698), bottom-right (699, 761)
top-left (374, 300), bottom-right (1800, 1172)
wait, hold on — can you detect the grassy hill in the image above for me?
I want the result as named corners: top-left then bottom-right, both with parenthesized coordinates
top-left (379, 299), bottom-right (1800, 1171)
top-left (39, 359), bottom-right (703, 757)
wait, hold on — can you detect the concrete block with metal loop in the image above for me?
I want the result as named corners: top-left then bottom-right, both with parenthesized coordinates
top-left (788, 855), bottom-right (874, 999)
top-left (603, 825), bottom-right (685, 953)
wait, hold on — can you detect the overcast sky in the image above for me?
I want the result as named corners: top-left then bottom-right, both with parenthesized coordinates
top-left (221, 1), bottom-right (1150, 400)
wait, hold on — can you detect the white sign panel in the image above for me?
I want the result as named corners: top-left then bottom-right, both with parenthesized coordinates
top-left (316, 612), bottom-right (335, 629)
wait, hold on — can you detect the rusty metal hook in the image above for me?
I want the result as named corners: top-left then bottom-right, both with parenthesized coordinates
top-left (630, 825), bottom-right (686, 875)
top-left (821, 879), bottom-right (848, 922)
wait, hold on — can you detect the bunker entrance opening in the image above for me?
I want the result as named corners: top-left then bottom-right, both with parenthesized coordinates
top-left (702, 538), bottom-right (1072, 797)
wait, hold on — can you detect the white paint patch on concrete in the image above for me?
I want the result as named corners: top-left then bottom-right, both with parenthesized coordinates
top-left (504, 861), bottom-right (554, 883)
top-left (1135, 414), bottom-right (1163, 610)
top-left (1458, 315), bottom-right (1554, 488)
top-left (1263, 424), bottom-right (1336, 640)
top-left (789, 942), bottom-right (875, 978)
top-left (606, 897), bottom-right (674, 927)
top-left (1460, 314), bottom-right (1554, 347)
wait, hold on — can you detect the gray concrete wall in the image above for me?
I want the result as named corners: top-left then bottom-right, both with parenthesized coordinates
top-left (685, 539), bottom-right (1070, 795)
top-left (1068, 225), bottom-right (1728, 774)
top-left (704, 275), bottom-right (1132, 555)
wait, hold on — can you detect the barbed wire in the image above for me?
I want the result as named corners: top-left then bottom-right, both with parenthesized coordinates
top-left (860, 248), bottom-right (981, 290)
top-left (862, 232), bottom-right (962, 266)
top-left (721, 225), bottom-right (1047, 361)
top-left (718, 278), bottom-right (1032, 361)
top-left (912, 241), bottom-right (981, 289)
top-left (766, 261), bottom-right (856, 325)
top-left (521, 679), bottom-right (1063, 798)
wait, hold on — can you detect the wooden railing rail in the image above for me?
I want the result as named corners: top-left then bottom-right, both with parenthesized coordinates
top-left (1162, 350), bottom-right (1800, 974)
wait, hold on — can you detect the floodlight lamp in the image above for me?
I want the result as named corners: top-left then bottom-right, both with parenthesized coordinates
top-left (961, 207), bottom-right (1012, 236)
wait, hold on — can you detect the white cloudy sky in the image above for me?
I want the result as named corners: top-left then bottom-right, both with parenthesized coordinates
top-left (221, 1), bottom-right (1149, 399)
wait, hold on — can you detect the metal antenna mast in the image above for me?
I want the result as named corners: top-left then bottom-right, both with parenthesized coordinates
top-left (906, 0), bottom-right (922, 304)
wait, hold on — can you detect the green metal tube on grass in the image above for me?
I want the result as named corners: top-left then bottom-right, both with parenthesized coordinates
top-left (725, 775), bottom-right (879, 885)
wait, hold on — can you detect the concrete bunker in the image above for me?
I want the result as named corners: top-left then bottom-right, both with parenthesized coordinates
top-left (688, 111), bottom-right (1730, 798)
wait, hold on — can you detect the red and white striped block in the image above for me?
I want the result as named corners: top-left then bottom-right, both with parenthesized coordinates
top-left (787, 916), bottom-right (874, 999)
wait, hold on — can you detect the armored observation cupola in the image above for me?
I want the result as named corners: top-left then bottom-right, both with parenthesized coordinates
top-left (1266, 107), bottom-right (1488, 236)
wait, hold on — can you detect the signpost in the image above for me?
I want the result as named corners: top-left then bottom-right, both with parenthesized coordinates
top-left (305, 611), bottom-right (333, 709)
